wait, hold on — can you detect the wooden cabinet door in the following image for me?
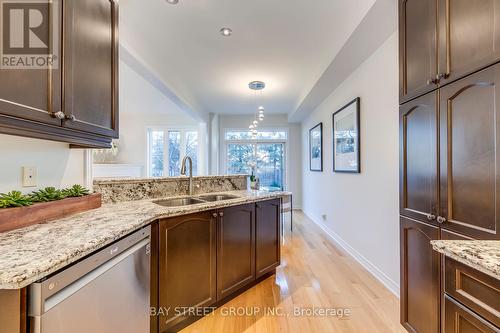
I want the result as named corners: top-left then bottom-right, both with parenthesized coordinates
top-left (439, 64), bottom-right (500, 239)
top-left (445, 258), bottom-right (500, 328)
top-left (62, 0), bottom-right (118, 138)
top-left (255, 199), bottom-right (281, 278)
top-left (158, 211), bottom-right (217, 332)
top-left (399, 0), bottom-right (438, 103)
top-left (437, 0), bottom-right (500, 87)
top-left (400, 92), bottom-right (438, 223)
top-left (0, 0), bottom-right (61, 126)
top-left (217, 204), bottom-right (255, 300)
top-left (400, 217), bottom-right (440, 333)
top-left (444, 296), bottom-right (499, 333)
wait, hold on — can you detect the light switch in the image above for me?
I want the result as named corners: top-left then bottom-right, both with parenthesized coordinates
top-left (22, 166), bottom-right (37, 187)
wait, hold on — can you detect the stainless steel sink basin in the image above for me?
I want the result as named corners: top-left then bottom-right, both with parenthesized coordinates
top-left (154, 197), bottom-right (205, 207)
top-left (153, 194), bottom-right (240, 207)
top-left (196, 194), bottom-right (239, 202)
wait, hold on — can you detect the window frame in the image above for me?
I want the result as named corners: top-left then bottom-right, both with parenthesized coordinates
top-left (223, 128), bottom-right (289, 191)
top-left (147, 126), bottom-right (200, 177)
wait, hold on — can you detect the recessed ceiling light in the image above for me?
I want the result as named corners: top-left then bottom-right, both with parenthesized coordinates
top-left (220, 27), bottom-right (232, 37)
top-left (166, 0), bottom-right (178, 4)
top-left (249, 81), bottom-right (265, 90)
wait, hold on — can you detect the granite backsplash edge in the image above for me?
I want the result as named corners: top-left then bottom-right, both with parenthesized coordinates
top-left (93, 175), bottom-right (249, 203)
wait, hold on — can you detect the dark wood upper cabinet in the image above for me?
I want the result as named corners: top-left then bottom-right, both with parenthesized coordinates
top-left (437, 0), bottom-right (500, 87)
top-left (400, 92), bottom-right (438, 224)
top-left (400, 0), bottom-right (500, 103)
top-left (255, 199), bottom-right (281, 278)
top-left (62, 0), bottom-right (118, 138)
top-left (0, 1), bottom-right (61, 127)
top-left (399, 0), bottom-right (438, 103)
top-left (400, 217), bottom-right (440, 333)
top-left (439, 64), bottom-right (500, 240)
top-left (444, 296), bottom-right (499, 333)
top-left (158, 212), bottom-right (217, 332)
top-left (217, 203), bottom-right (255, 300)
top-left (0, 0), bottom-right (118, 148)
top-left (0, 68), bottom-right (61, 127)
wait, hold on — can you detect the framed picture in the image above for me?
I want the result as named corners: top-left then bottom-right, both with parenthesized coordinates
top-left (333, 98), bottom-right (360, 173)
top-left (309, 122), bottom-right (323, 171)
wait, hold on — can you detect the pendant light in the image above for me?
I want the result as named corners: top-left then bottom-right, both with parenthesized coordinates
top-left (248, 81), bottom-right (266, 137)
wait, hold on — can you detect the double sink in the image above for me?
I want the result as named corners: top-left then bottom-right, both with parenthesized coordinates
top-left (154, 194), bottom-right (239, 208)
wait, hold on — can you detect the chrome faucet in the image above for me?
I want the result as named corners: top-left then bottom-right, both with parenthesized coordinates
top-left (180, 156), bottom-right (194, 195)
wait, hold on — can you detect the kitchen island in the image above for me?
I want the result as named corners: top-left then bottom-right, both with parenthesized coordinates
top-left (431, 240), bottom-right (500, 332)
top-left (0, 175), bottom-right (290, 333)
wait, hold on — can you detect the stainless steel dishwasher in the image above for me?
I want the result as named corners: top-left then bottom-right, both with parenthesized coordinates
top-left (28, 226), bottom-right (151, 333)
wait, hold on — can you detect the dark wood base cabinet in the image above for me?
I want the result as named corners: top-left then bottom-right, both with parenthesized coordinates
top-left (444, 296), bottom-right (499, 333)
top-left (443, 257), bottom-right (500, 332)
top-left (255, 199), bottom-right (281, 278)
top-left (400, 217), bottom-right (440, 333)
top-left (156, 199), bottom-right (281, 333)
top-left (157, 211), bottom-right (217, 332)
top-left (217, 203), bottom-right (256, 299)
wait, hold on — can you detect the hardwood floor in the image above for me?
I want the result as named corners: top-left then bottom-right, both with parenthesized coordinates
top-left (180, 211), bottom-right (406, 333)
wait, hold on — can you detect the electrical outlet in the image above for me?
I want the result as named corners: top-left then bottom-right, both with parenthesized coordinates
top-left (22, 166), bottom-right (37, 187)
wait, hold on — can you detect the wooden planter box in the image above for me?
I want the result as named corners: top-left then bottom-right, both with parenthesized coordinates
top-left (0, 193), bottom-right (101, 233)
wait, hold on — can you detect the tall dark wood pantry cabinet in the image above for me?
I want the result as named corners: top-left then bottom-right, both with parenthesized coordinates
top-left (399, 0), bottom-right (500, 332)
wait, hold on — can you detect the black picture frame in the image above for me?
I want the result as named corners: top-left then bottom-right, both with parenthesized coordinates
top-left (332, 98), bottom-right (361, 173)
top-left (309, 122), bottom-right (323, 172)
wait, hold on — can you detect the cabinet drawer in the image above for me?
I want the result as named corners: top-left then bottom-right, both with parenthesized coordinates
top-left (445, 257), bottom-right (500, 327)
top-left (444, 295), bottom-right (499, 333)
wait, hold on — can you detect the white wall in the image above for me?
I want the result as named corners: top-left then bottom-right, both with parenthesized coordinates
top-left (208, 113), bottom-right (220, 175)
top-left (301, 32), bottom-right (399, 294)
top-left (110, 60), bottom-right (206, 176)
top-left (0, 135), bottom-right (87, 193)
top-left (218, 114), bottom-right (302, 208)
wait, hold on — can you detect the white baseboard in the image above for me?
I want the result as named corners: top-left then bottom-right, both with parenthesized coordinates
top-left (302, 210), bottom-right (400, 298)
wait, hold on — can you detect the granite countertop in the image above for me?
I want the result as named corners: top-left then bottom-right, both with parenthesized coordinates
top-left (0, 190), bottom-right (290, 289)
top-left (431, 240), bottom-right (500, 280)
top-left (93, 174), bottom-right (248, 185)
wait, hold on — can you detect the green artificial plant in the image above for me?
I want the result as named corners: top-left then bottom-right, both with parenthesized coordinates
top-left (62, 185), bottom-right (90, 198)
top-left (30, 187), bottom-right (67, 202)
top-left (0, 191), bottom-right (33, 208)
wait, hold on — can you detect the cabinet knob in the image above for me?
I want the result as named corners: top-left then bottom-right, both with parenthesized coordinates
top-left (427, 78), bottom-right (438, 86)
top-left (53, 111), bottom-right (66, 120)
top-left (212, 212), bottom-right (218, 218)
top-left (436, 73), bottom-right (449, 81)
top-left (437, 216), bottom-right (447, 224)
top-left (65, 114), bottom-right (76, 122)
top-left (427, 214), bottom-right (436, 221)
top-left (219, 212), bottom-right (224, 217)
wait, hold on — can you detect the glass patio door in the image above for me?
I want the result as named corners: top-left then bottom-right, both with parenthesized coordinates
top-left (226, 142), bottom-right (285, 191)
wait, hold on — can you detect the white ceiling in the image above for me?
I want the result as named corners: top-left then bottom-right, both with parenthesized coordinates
top-left (120, 0), bottom-right (376, 118)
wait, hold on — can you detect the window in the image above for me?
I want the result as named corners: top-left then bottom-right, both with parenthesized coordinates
top-left (225, 129), bottom-right (287, 141)
top-left (225, 129), bottom-right (287, 191)
top-left (148, 128), bottom-right (199, 177)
